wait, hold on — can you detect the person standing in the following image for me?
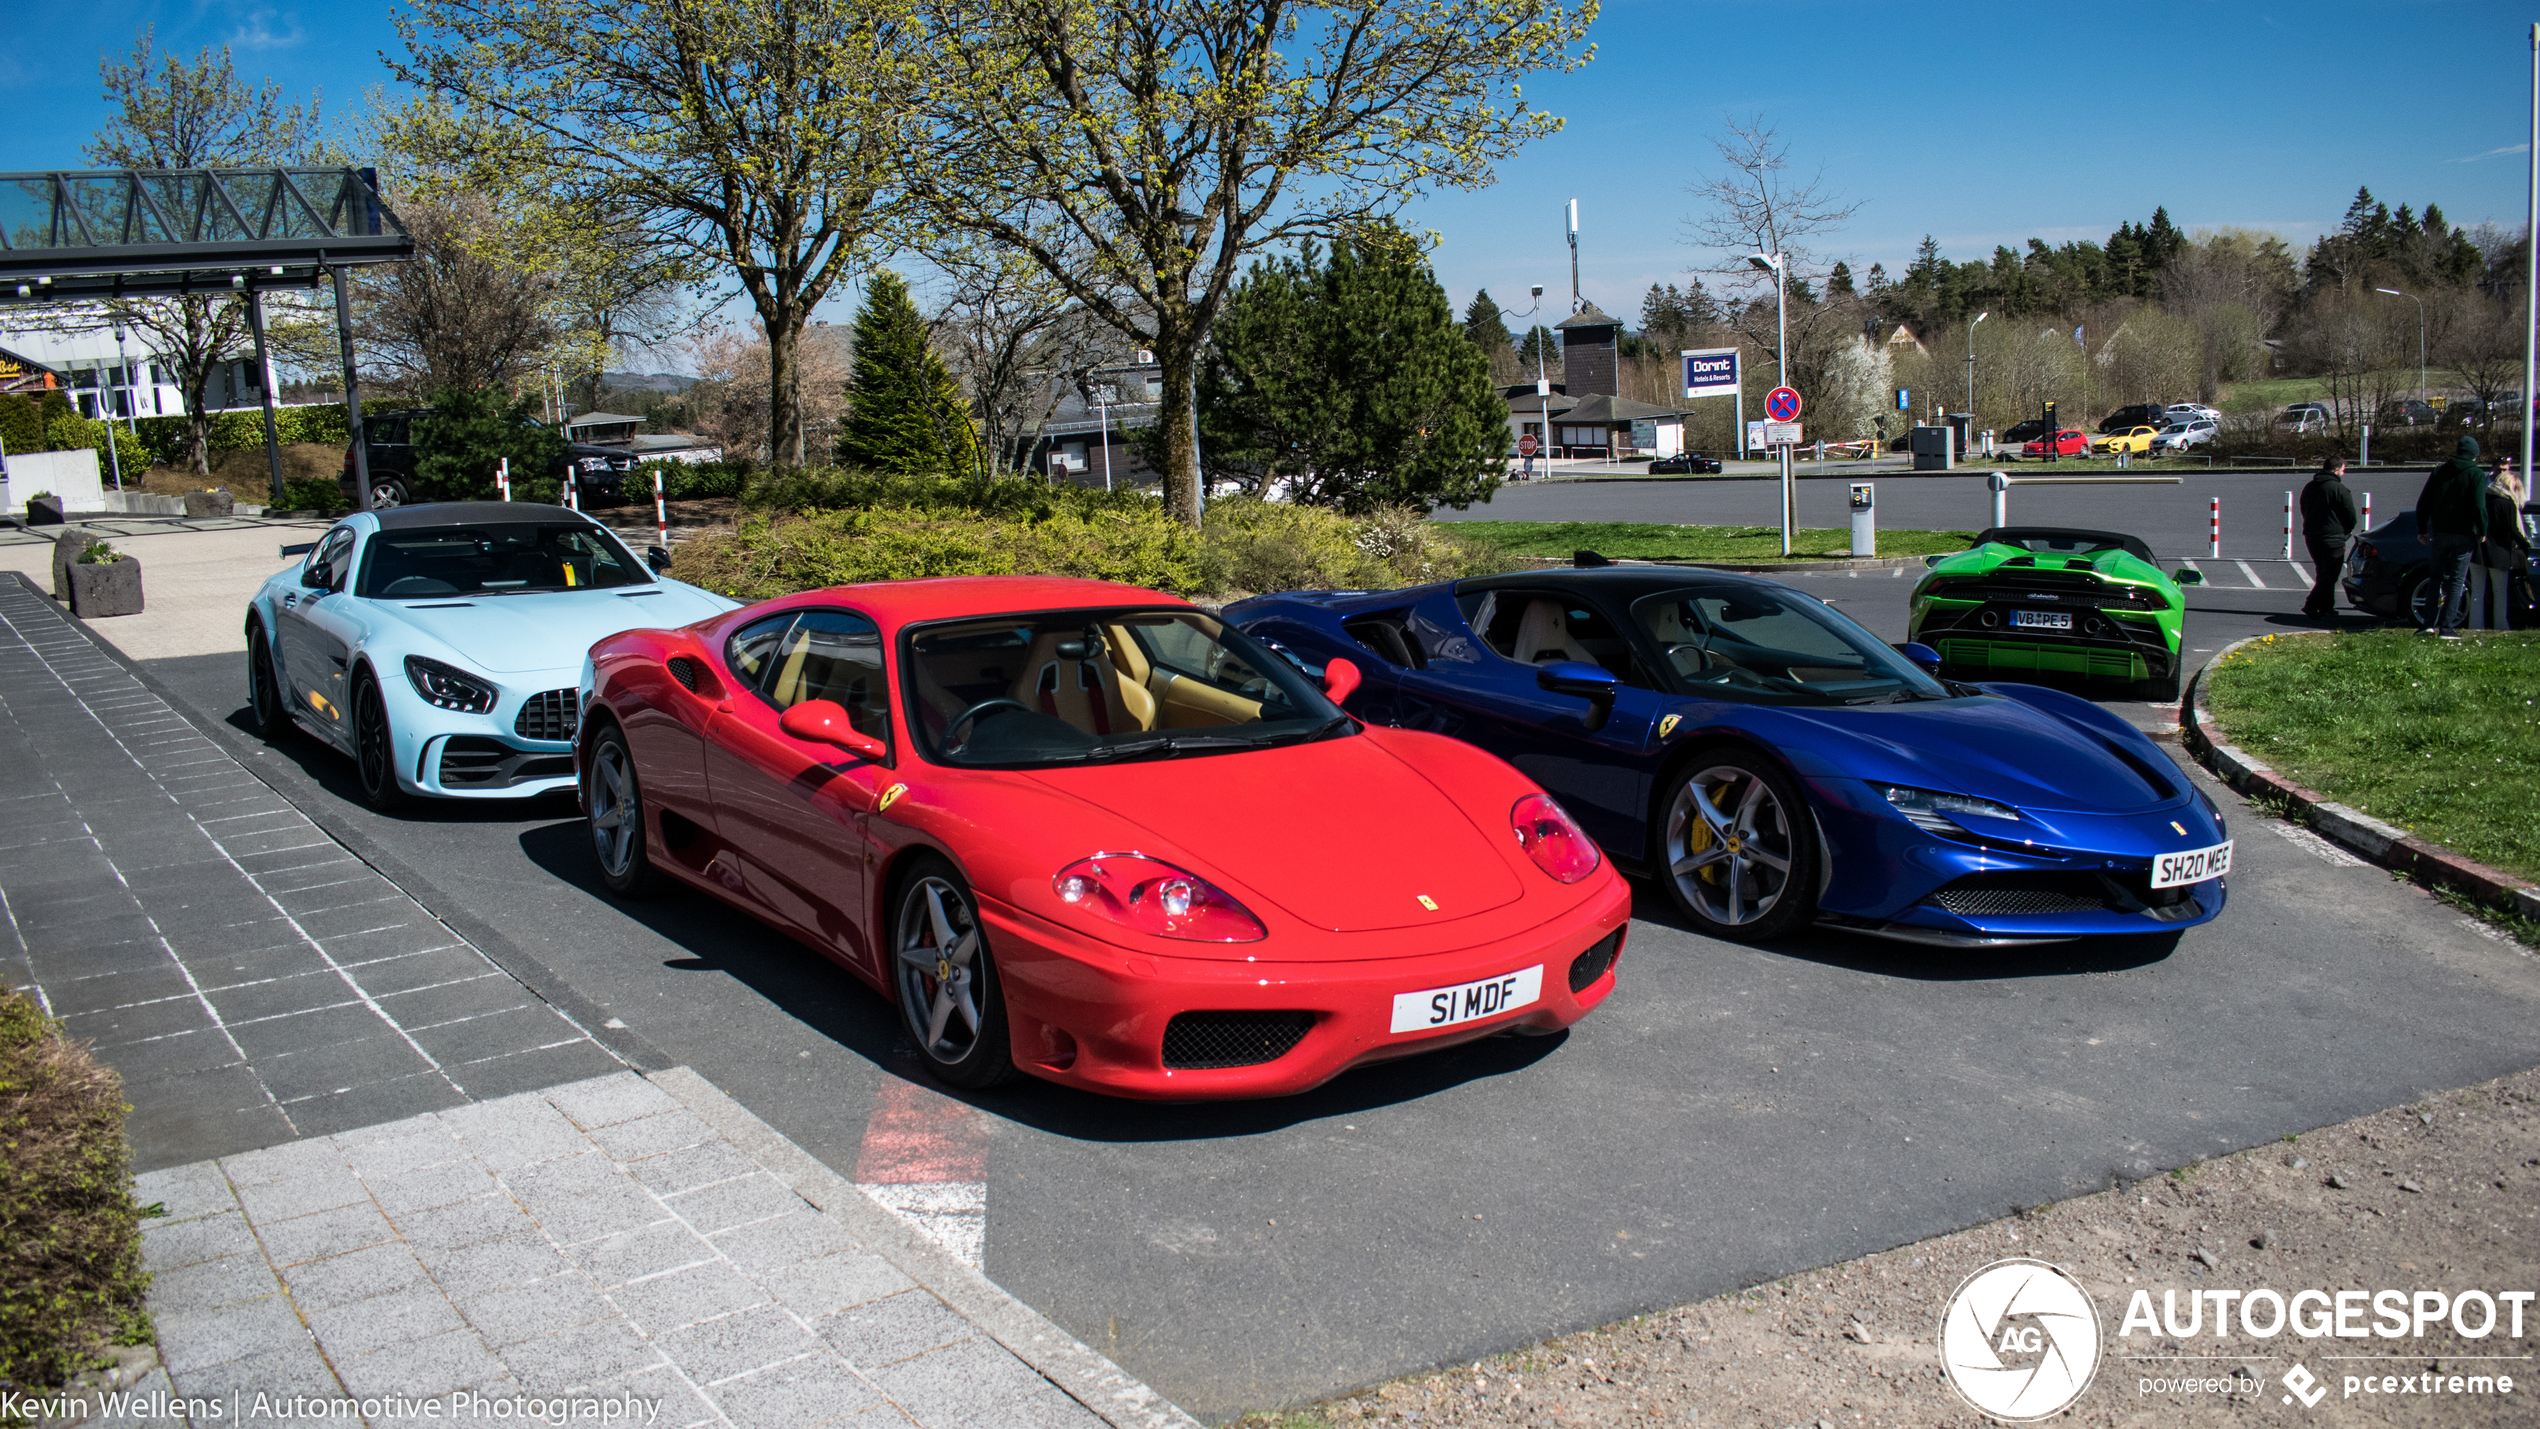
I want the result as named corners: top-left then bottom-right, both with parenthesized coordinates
top-left (2474, 465), bottom-right (2529, 629)
top-left (2298, 453), bottom-right (2360, 620)
top-left (2414, 435), bottom-right (2490, 638)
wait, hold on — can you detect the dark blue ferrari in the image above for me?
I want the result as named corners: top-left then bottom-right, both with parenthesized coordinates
top-left (1225, 567), bottom-right (2230, 947)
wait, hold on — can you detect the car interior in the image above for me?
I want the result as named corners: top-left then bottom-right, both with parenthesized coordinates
top-left (360, 523), bottom-right (649, 597)
top-left (727, 610), bottom-right (890, 738)
top-left (1628, 589), bottom-right (1934, 703)
top-left (1467, 592), bottom-right (1641, 677)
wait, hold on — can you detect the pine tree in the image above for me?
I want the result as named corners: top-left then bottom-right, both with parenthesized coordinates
top-left (1827, 262), bottom-right (1855, 297)
top-left (1463, 290), bottom-right (1514, 354)
top-left (839, 270), bottom-right (981, 474)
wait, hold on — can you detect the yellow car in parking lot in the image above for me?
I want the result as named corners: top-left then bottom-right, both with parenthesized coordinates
top-left (2092, 425), bottom-right (2163, 455)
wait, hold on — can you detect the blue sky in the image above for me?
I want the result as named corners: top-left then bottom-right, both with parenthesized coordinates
top-left (12, 0), bottom-right (2538, 362)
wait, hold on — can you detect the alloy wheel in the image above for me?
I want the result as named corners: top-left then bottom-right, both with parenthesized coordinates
top-left (589, 740), bottom-right (640, 879)
top-left (1665, 762), bottom-right (1797, 927)
top-left (896, 875), bottom-right (986, 1063)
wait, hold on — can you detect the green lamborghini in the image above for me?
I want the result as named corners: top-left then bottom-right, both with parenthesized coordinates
top-left (1906, 526), bottom-right (2204, 701)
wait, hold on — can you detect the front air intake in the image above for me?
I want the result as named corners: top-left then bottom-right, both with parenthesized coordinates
top-left (1161, 1011), bottom-right (1315, 1070)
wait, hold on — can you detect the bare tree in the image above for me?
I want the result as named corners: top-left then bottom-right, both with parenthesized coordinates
top-left (351, 193), bottom-right (561, 399)
top-left (81, 28), bottom-right (328, 473)
top-left (2160, 230), bottom-right (2298, 402)
top-left (928, 241), bottom-right (1115, 476)
top-left (1679, 116), bottom-right (1863, 412)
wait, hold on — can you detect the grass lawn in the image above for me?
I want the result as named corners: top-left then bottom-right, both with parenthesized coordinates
top-left (2204, 629), bottom-right (2540, 882)
top-left (2215, 370), bottom-right (2466, 416)
top-left (1448, 521), bottom-right (1978, 561)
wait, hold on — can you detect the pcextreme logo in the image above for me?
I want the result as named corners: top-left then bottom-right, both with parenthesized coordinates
top-left (1939, 1258), bottom-right (2103, 1421)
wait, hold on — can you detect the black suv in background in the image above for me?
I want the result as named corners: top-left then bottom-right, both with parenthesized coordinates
top-left (2096, 403), bottom-right (2171, 435)
top-left (338, 410), bottom-right (637, 510)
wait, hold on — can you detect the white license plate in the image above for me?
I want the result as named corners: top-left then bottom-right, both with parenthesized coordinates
top-left (1390, 965), bottom-right (1543, 1034)
top-left (2151, 840), bottom-right (2233, 889)
top-left (2011, 609), bottom-right (2071, 629)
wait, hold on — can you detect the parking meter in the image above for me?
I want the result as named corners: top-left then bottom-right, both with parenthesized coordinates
top-left (1849, 483), bottom-right (1875, 557)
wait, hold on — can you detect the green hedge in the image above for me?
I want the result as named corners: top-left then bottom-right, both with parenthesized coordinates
top-left (132, 403), bottom-right (376, 465)
top-left (0, 986), bottom-right (152, 1401)
top-left (738, 466), bottom-right (1159, 521)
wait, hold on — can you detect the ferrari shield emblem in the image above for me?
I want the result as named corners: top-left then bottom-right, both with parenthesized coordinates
top-left (877, 783), bottom-right (908, 813)
top-left (1416, 894), bottom-right (1439, 911)
top-left (1658, 713), bottom-right (1680, 739)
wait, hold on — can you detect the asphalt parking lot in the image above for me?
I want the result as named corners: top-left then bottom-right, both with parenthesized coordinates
top-left (128, 527), bottom-right (2540, 1422)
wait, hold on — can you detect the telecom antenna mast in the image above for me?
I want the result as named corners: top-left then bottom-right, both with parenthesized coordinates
top-left (1566, 199), bottom-right (1581, 313)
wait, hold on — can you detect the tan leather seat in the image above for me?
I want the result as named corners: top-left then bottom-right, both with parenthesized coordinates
top-left (1010, 632), bottom-right (1139, 736)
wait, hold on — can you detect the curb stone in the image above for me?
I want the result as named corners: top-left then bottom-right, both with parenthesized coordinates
top-left (2179, 632), bottom-right (2540, 926)
top-left (648, 1067), bottom-right (1204, 1429)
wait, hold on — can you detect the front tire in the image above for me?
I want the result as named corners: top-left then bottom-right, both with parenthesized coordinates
top-left (247, 623), bottom-right (291, 740)
top-left (585, 723), bottom-right (656, 897)
top-left (366, 477), bottom-right (411, 510)
top-left (1657, 751), bottom-right (1818, 943)
top-left (891, 858), bottom-right (1015, 1089)
top-left (352, 674), bottom-right (409, 811)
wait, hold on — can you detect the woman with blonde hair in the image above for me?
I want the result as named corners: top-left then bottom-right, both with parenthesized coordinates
top-left (2474, 461), bottom-right (2529, 629)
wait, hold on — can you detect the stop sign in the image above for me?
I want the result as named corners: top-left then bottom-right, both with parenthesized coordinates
top-left (1517, 433), bottom-right (1539, 457)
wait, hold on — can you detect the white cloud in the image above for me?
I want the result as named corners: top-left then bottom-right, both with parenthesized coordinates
top-left (228, 8), bottom-right (305, 51)
top-left (2447, 143), bottom-right (2530, 164)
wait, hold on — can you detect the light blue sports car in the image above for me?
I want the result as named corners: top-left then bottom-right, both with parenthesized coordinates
top-left (245, 501), bottom-right (738, 807)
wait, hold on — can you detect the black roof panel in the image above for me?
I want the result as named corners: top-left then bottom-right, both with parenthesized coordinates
top-left (373, 501), bottom-right (582, 530)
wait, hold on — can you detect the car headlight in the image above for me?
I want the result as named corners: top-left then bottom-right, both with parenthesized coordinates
top-left (1052, 853), bottom-right (1266, 943)
top-left (405, 655), bottom-right (498, 714)
top-left (1878, 784), bottom-right (2019, 833)
top-left (578, 456), bottom-right (609, 471)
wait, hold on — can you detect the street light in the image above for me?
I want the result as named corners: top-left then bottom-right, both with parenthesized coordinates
top-left (1498, 285), bottom-right (1551, 478)
top-left (1966, 311), bottom-right (1988, 418)
top-left (1747, 252), bottom-right (1792, 554)
top-left (105, 323), bottom-right (131, 492)
top-left (2374, 287), bottom-right (2426, 407)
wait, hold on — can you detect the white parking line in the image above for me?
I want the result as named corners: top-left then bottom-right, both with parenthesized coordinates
top-left (2266, 821), bottom-right (2365, 868)
top-left (2235, 560), bottom-right (2266, 589)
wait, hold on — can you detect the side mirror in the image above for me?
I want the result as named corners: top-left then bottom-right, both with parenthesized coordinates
top-left (644, 545), bottom-right (671, 574)
top-left (1537, 660), bottom-right (1619, 701)
top-left (1323, 657), bottom-right (1361, 706)
top-left (778, 699), bottom-right (888, 761)
top-left (1896, 641), bottom-right (1943, 674)
top-left (300, 562), bottom-right (332, 590)
top-left (2174, 568), bottom-right (2205, 586)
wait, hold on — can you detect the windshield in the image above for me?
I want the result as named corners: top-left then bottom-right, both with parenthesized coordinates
top-left (357, 521), bottom-right (651, 598)
top-left (905, 607), bottom-right (1345, 768)
top-left (1632, 586), bottom-right (1952, 705)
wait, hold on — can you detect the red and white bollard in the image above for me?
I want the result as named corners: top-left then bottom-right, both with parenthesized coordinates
top-left (497, 457), bottom-right (510, 502)
top-left (653, 469), bottom-right (668, 550)
top-left (2209, 496), bottom-right (2220, 558)
top-left (2363, 491), bottom-right (2373, 530)
top-left (565, 472), bottom-right (579, 512)
top-left (2283, 490), bottom-right (2293, 560)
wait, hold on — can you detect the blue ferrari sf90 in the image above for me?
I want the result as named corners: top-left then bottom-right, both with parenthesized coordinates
top-left (1227, 567), bottom-right (2229, 947)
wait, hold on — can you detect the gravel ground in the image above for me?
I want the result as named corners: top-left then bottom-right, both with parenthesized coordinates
top-left (1229, 1069), bottom-right (2539, 1428)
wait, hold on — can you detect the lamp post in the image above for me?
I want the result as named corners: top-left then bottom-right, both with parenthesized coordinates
top-left (105, 324), bottom-right (130, 492)
top-left (2525, 23), bottom-right (2537, 482)
top-left (1747, 252), bottom-right (1790, 552)
top-left (2374, 287), bottom-right (2425, 405)
top-left (1966, 311), bottom-right (1988, 418)
top-left (1499, 286), bottom-right (1550, 478)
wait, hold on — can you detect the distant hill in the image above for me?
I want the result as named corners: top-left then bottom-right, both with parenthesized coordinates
top-left (601, 372), bottom-right (697, 393)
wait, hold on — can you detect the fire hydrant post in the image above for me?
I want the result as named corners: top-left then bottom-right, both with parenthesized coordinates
top-left (1849, 483), bottom-right (1875, 557)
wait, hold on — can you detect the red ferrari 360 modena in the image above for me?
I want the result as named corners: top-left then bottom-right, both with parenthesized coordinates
top-left (575, 576), bottom-right (1629, 1099)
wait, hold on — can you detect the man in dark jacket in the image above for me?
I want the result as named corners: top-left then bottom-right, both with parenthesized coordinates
top-left (2415, 435), bottom-right (2490, 637)
top-left (2299, 454), bottom-right (2360, 620)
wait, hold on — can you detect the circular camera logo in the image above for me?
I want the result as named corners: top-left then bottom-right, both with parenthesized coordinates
top-left (1938, 1258), bottom-right (2102, 1421)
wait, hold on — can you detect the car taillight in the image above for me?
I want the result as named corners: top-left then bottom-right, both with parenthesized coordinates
top-left (1510, 793), bottom-right (1600, 883)
top-left (1051, 853), bottom-right (1266, 942)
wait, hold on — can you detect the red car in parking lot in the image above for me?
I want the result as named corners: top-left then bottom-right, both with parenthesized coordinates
top-left (2020, 428), bottom-right (2092, 458)
top-left (576, 576), bottom-right (1629, 1098)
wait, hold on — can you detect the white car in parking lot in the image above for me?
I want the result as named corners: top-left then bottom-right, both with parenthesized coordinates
top-left (2156, 419), bottom-right (2219, 451)
top-left (2164, 403), bottom-right (2222, 425)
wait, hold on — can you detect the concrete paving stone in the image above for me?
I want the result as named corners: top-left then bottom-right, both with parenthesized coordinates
top-left (334, 1326), bottom-right (512, 1400)
top-left (154, 1291), bottom-right (308, 1374)
top-left (224, 1000), bottom-right (397, 1061)
top-left (19, 911), bottom-right (160, 955)
top-left (80, 1366), bottom-right (190, 1429)
top-left (59, 993), bottom-right (216, 1051)
top-left (456, 1272), bottom-right (622, 1348)
top-left (163, 923), bottom-right (312, 975)
top-left (814, 1292), bottom-right (974, 1370)
top-left (499, 1317), bottom-right (665, 1395)
top-left (418, 1231), bottom-right (572, 1302)
top-left (652, 1302), bottom-right (819, 1386)
top-left (628, 1140), bottom-right (761, 1198)
top-left (284, 1073), bottom-right (470, 1140)
top-left (101, 1027), bottom-right (244, 1085)
top-left (201, 969), bottom-right (360, 1025)
top-left (251, 859), bottom-right (374, 896)
top-left (133, 1161), bottom-right (238, 1223)
top-left (441, 1094), bottom-right (590, 1172)
top-left (567, 1221), bottom-right (717, 1291)
top-left (457, 1039), bottom-right (627, 1102)
top-left (10, 886), bottom-right (148, 931)
top-left (334, 1117), bottom-right (468, 1178)
top-left (382, 974), bottom-right (544, 1030)
top-left (25, 937), bottom-right (171, 986)
top-left (612, 1259), bottom-right (770, 1339)
top-left (664, 1174), bottom-right (808, 1237)
top-left (259, 1037), bottom-right (442, 1107)
top-left (846, 1402), bottom-right (923, 1427)
top-left (371, 1157), bottom-right (500, 1217)
top-left (757, 1251), bottom-right (918, 1322)
top-left (220, 827), bottom-right (338, 860)
top-left (588, 1108), bottom-right (718, 1164)
top-left (0, 820), bottom-right (93, 854)
top-left (407, 1002), bottom-right (583, 1067)
top-left (868, 1338), bottom-right (1107, 1429)
top-left (283, 898), bottom-right (416, 941)
top-left (708, 1211), bottom-right (862, 1277)
top-left (546, 1072), bottom-right (680, 1131)
top-left (124, 1085), bottom-right (295, 1175)
top-left (254, 1201), bottom-right (399, 1267)
top-left (140, 1210), bottom-right (259, 1273)
top-left (305, 1284), bottom-right (467, 1359)
top-left (535, 1181), bottom-right (676, 1247)
top-left (396, 1193), bottom-right (542, 1255)
top-left (313, 919), bottom-right (466, 966)
top-left (29, 963), bottom-right (195, 1017)
top-left (167, 1336), bottom-right (344, 1409)
top-left (586, 1364), bottom-right (718, 1429)
top-left (277, 1238), bottom-right (434, 1312)
top-left (703, 1355), bottom-right (882, 1429)
top-left (223, 1135), bottom-right (359, 1192)
top-left (502, 1150), bottom-right (627, 1207)
top-left (349, 944), bottom-right (503, 998)
top-left (144, 1251), bottom-right (285, 1317)
top-left (231, 1160), bottom-right (370, 1227)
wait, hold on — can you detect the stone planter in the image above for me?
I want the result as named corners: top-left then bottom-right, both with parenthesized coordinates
top-left (24, 494), bottom-right (64, 526)
top-left (182, 489), bottom-right (236, 518)
top-left (51, 527), bottom-right (97, 600)
top-left (67, 557), bottom-right (143, 618)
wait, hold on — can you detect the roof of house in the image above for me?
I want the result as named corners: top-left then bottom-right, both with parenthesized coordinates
top-left (1550, 393), bottom-right (1688, 424)
top-left (565, 412), bottom-right (644, 428)
top-left (1554, 303), bottom-right (1620, 332)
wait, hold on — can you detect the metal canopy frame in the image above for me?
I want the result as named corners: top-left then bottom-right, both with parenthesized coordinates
top-left (0, 166), bottom-right (412, 512)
